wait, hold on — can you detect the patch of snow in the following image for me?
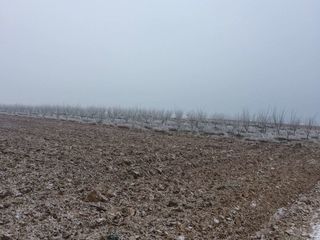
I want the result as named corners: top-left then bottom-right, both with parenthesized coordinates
top-left (250, 200), bottom-right (257, 208)
top-left (176, 236), bottom-right (185, 240)
top-left (312, 224), bottom-right (320, 240)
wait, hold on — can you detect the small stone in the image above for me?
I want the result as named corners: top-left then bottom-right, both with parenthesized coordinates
top-left (213, 217), bottom-right (220, 224)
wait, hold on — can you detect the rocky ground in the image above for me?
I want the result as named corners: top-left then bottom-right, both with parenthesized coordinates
top-left (0, 114), bottom-right (320, 240)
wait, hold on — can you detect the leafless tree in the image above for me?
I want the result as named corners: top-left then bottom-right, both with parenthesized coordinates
top-left (55, 105), bottom-right (62, 119)
top-left (316, 124), bottom-right (320, 140)
top-left (211, 113), bottom-right (225, 128)
top-left (187, 110), bottom-right (207, 132)
top-left (174, 109), bottom-right (183, 121)
top-left (289, 111), bottom-right (300, 137)
top-left (38, 105), bottom-right (50, 118)
top-left (187, 111), bottom-right (196, 131)
top-left (139, 109), bottom-right (150, 124)
top-left (272, 108), bottom-right (286, 135)
top-left (174, 109), bottom-right (184, 130)
top-left (256, 110), bottom-right (270, 133)
top-left (105, 107), bottom-right (122, 122)
top-left (240, 109), bottom-right (251, 132)
top-left (96, 107), bottom-right (106, 123)
top-left (162, 110), bottom-right (173, 125)
top-left (106, 107), bottom-right (114, 122)
top-left (120, 108), bottom-right (132, 123)
top-left (62, 105), bottom-right (73, 120)
top-left (305, 116), bottom-right (316, 139)
top-left (232, 114), bottom-right (242, 135)
top-left (78, 107), bottom-right (87, 120)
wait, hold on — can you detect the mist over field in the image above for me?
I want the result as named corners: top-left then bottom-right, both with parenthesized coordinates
top-left (0, 0), bottom-right (319, 118)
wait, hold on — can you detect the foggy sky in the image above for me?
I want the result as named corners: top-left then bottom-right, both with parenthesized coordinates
top-left (0, 1), bottom-right (319, 118)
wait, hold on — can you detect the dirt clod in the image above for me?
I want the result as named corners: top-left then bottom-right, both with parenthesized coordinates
top-left (84, 190), bottom-right (108, 203)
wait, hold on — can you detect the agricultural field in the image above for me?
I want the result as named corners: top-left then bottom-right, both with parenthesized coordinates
top-left (1, 114), bottom-right (320, 239)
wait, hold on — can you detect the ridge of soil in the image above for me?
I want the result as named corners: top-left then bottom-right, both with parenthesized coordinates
top-left (0, 114), bottom-right (320, 239)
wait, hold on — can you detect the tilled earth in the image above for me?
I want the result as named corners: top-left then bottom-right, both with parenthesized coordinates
top-left (0, 114), bottom-right (320, 240)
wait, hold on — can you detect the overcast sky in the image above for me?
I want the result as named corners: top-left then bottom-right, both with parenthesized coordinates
top-left (0, 0), bottom-right (319, 118)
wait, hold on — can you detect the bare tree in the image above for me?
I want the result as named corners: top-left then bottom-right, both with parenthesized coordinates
top-left (232, 113), bottom-right (242, 136)
top-left (39, 105), bottom-right (50, 118)
top-left (174, 109), bottom-right (183, 121)
top-left (240, 109), bottom-right (251, 132)
top-left (211, 113), bottom-right (225, 129)
top-left (174, 110), bottom-right (184, 130)
top-left (317, 124), bottom-right (320, 140)
top-left (162, 110), bottom-right (173, 125)
top-left (187, 110), bottom-right (207, 132)
top-left (198, 110), bottom-right (207, 123)
top-left (78, 107), bottom-right (88, 120)
top-left (55, 105), bottom-right (62, 119)
top-left (121, 108), bottom-right (133, 123)
top-left (96, 107), bottom-right (106, 123)
top-left (289, 111), bottom-right (300, 137)
top-left (62, 105), bottom-right (74, 120)
top-left (305, 116), bottom-right (316, 139)
top-left (128, 108), bottom-right (142, 127)
top-left (186, 111), bottom-right (197, 131)
top-left (272, 108), bottom-right (286, 135)
top-left (256, 110), bottom-right (270, 133)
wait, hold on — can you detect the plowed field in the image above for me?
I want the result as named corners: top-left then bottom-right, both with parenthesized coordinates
top-left (1, 115), bottom-right (320, 239)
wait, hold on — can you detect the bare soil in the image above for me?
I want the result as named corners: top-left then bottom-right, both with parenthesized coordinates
top-left (0, 114), bottom-right (320, 240)
top-left (255, 182), bottom-right (320, 239)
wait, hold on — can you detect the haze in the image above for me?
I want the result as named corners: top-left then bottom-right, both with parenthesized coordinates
top-left (0, 0), bottom-right (319, 118)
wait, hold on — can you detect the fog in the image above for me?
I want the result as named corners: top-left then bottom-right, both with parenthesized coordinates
top-left (0, 0), bottom-right (319, 118)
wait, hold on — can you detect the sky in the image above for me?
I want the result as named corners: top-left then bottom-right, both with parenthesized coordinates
top-left (0, 0), bottom-right (319, 118)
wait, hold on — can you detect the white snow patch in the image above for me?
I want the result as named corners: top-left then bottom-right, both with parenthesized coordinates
top-left (312, 224), bottom-right (320, 240)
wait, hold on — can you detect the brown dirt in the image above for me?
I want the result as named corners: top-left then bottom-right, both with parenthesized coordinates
top-left (0, 114), bottom-right (320, 240)
top-left (254, 182), bottom-right (320, 239)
